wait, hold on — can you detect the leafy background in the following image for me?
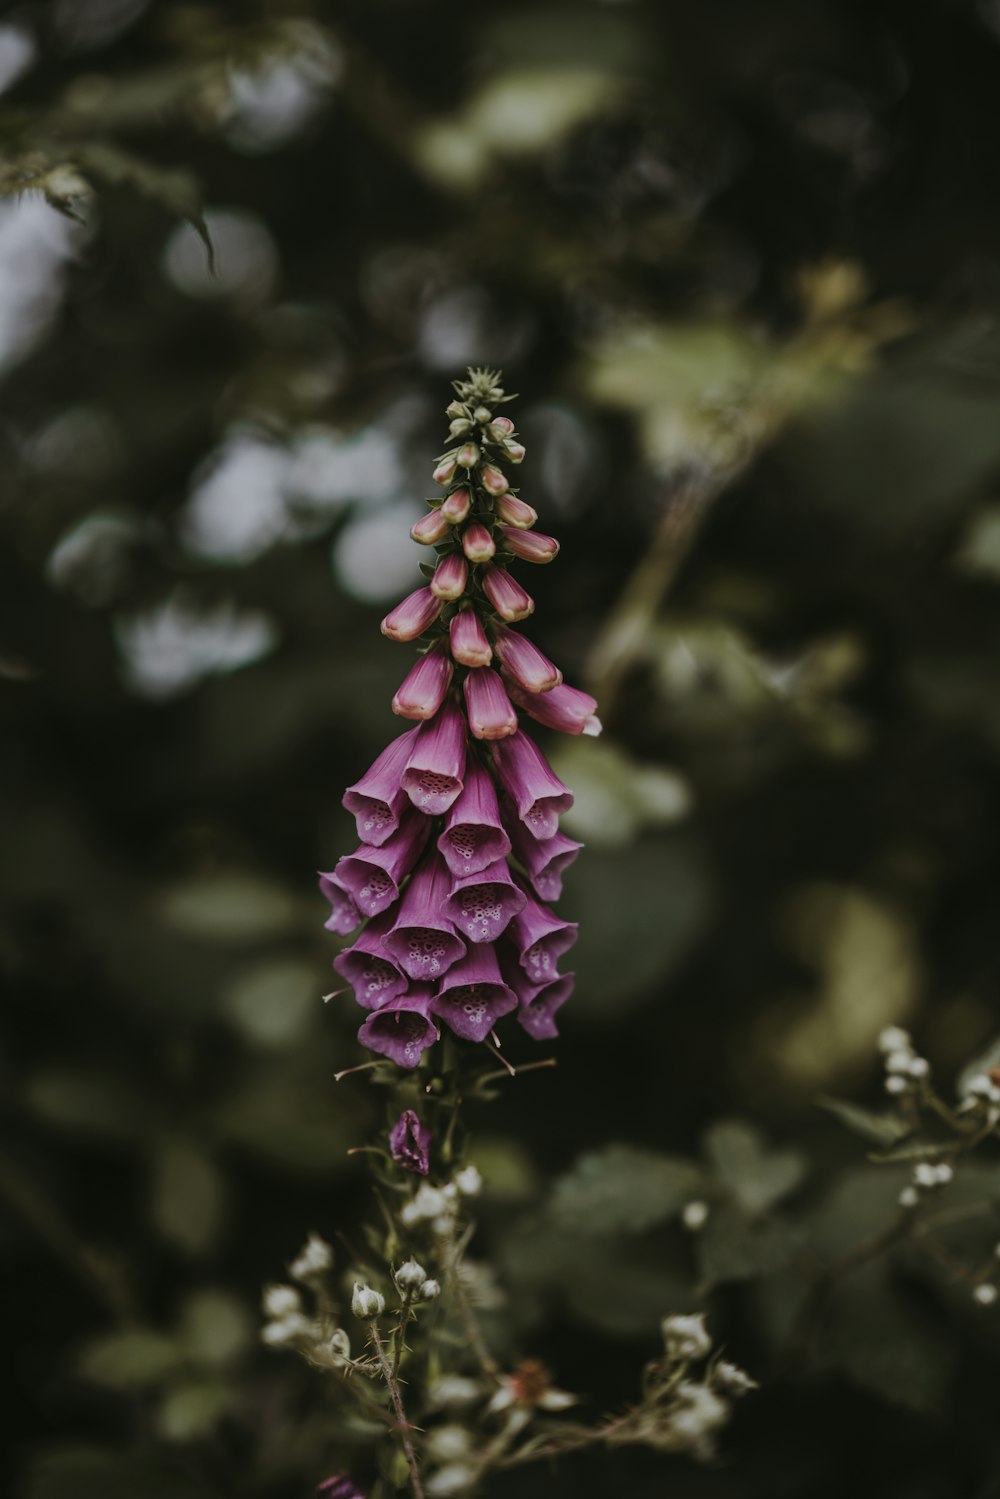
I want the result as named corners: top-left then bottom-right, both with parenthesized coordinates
top-left (4, 0), bottom-right (1000, 1495)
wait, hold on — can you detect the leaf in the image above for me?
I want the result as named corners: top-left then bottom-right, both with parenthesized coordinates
top-left (176, 1289), bottom-right (253, 1368)
top-left (77, 1331), bottom-right (183, 1391)
top-left (695, 1203), bottom-right (802, 1289)
top-left (550, 1144), bottom-right (702, 1235)
top-left (819, 1264), bottom-right (956, 1414)
top-left (157, 1379), bottom-right (235, 1443)
top-left (817, 1096), bottom-right (912, 1147)
top-left (75, 142), bottom-right (213, 263)
top-left (24, 1069), bottom-right (147, 1142)
top-left (150, 1141), bottom-right (227, 1256)
top-left (154, 873), bottom-right (303, 942)
top-left (221, 958), bottom-right (320, 1049)
top-left (703, 1119), bottom-right (807, 1214)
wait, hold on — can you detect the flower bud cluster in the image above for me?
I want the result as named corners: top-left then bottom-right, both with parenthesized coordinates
top-left (652, 1314), bottom-right (757, 1462)
top-left (260, 1271), bottom-right (353, 1371)
top-left (322, 369), bottom-right (600, 1068)
top-left (878, 1027), bottom-right (929, 1097)
top-left (959, 1071), bottom-right (1000, 1118)
top-left (898, 1158), bottom-right (953, 1208)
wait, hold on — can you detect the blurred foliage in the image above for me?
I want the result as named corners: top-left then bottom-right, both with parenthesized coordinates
top-left (5, 0), bottom-right (1000, 1495)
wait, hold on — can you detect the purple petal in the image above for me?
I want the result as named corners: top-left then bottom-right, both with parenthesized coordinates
top-left (438, 756), bottom-right (511, 878)
top-left (318, 870), bottom-right (361, 935)
top-left (507, 818), bottom-right (582, 903)
top-left (316, 1479), bottom-right (366, 1499)
top-left (389, 1108), bottom-right (432, 1175)
top-left (357, 988), bottom-right (438, 1069)
top-left (508, 887), bottom-right (578, 986)
top-left (516, 972), bottom-right (575, 1040)
top-left (343, 727), bottom-right (421, 846)
top-left (382, 851), bottom-right (466, 981)
top-left (443, 858), bottom-right (527, 944)
top-left (401, 700), bottom-right (468, 815)
top-left (333, 911), bottom-right (408, 1009)
top-left (431, 945), bottom-right (517, 1042)
top-left (491, 730), bottom-right (573, 841)
top-left (336, 809), bottom-right (430, 917)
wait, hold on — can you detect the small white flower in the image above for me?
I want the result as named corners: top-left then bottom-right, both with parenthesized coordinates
top-left (261, 1312), bottom-right (313, 1348)
top-left (425, 1463), bottom-right (478, 1497)
top-left (963, 1073), bottom-right (1000, 1104)
top-left (427, 1374), bottom-right (483, 1409)
top-left (454, 1165), bottom-right (482, 1197)
top-left (898, 1186), bottom-right (919, 1208)
top-left (665, 1381), bottom-right (731, 1460)
top-left (907, 1056), bottom-right (930, 1079)
top-left (885, 1075), bottom-right (908, 1096)
top-left (711, 1360), bottom-right (758, 1397)
top-left (394, 1259), bottom-right (429, 1295)
top-left (421, 1278), bottom-right (442, 1301)
top-left (351, 1281), bottom-right (385, 1320)
top-left (262, 1283), bottom-right (301, 1319)
top-left (886, 1049), bottom-right (915, 1075)
top-left (425, 1425), bottom-right (473, 1464)
top-left (289, 1232), bottom-right (333, 1282)
top-left (932, 1163), bottom-right (953, 1186)
top-left (400, 1184), bottom-right (450, 1226)
top-left (878, 1026), bottom-right (912, 1054)
top-left (662, 1313), bottom-right (712, 1363)
top-left (682, 1200), bottom-right (710, 1232)
top-left (913, 1163), bottom-right (939, 1189)
top-left (433, 1215), bottom-right (456, 1236)
top-left (973, 1283), bottom-right (997, 1306)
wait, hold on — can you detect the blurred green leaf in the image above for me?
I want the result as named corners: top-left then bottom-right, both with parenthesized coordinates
top-left (696, 1204), bottom-right (802, 1290)
top-left (150, 1141), bottom-right (227, 1256)
top-left (176, 1288), bottom-right (253, 1367)
top-left (157, 1379), bottom-right (235, 1442)
top-left (24, 1069), bottom-right (148, 1142)
top-left (551, 737), bottom-right (692, 847)
top-left (154, 874), bottom-right (304, 942)
top-left (550, 1144), bottom-right (702, 1235)
top-left (818, 1097), bottom-right (912, 1147)
top-left (221, 957), bottom-right (321, 1048)
top-left (703, 1119), bottom-right (807, 1214)
top-left (77, 1331), bottom-right (183, 1391)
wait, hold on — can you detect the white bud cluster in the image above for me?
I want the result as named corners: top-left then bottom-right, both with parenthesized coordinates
top-left (654, 1314), bottom-right (757, 1460)
top-left (260, 1283), bottom-right (315, 1348)
top-left (662, 1313), bottom-right (712, 1363)
top-left (289, 1231), bottom-right (334, 1284)
top-left (393, 1258), bottom-right (441, 1302)
top-left (661, 1381), bottom-right (731, 1462)
top-left (400, 1164), bottom-right (483, 1233)
top-left (959, 1072), bottom-right (1000, 1117)
top-left (878, 1027), bottom-right (929, 1097)
top-left (898, 1158), bottom-right (953, 1209)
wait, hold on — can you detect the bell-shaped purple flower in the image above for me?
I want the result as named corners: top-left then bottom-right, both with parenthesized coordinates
top-left (492, 622), bottom-right (562, 694)
top-left (507, 819), bottom-right (582, 903)
top-left (318, 869), bottom-right (361, 935)
top-left (511, 681), bottom-right (602, 737)
top-left (411, 508), bottom-right (450, 545)
top-left (401, 700), bottom-right (467, 815)
top-left (498, 526), bottom-right (559, 564)
top-left (450, 606), bottom-right (492, 667)
top-left (515, 972), bottom-right (575, 1040)
top-left (381, 586), bottom-right (442, 642)
top-left (392, 640), bottom-right (453, 721)
top-left (508, 887), bottom-right (578, 985)
top-left (357, 988), bottom-right (437, 1068)
top-left (342, 727), bottom-right (420, 846)
top-left (335, 810), bottom-right (430, 917)
top-left (441, 486), bottom-right (471, 523)
top-left (482, 565), bottom-right (534, 621)
top-left (382, 851), bottom-right (466, 981)
top-left (464, 666), bottom-right (518, 741)
top-left (444, 858), bottom-right (527, 944)
top-left (462, 522), bottom-right (496, 563)
top-left (438, 756), bottom-right (511, 878)
top-left (491, 730), bottom-right (573, 840)
top-left (389, 1109), bottom-right (431, 1175)
top-left (333, 912), bottom-right (407, 1009)
top-left (496, 493), bottom-right (536, 529)
top-left (431, 944), bottom-right (517, 1043)
top-left (430, 552), bottom-right (468, 600)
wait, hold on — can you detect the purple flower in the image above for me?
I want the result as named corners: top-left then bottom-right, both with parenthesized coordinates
top-left (516, 972), bottom-right (575, 1039)
top-left (382, 851), bottom-right (466, 981)
top-left (482, 565), bottom-right (534, 621)
top-left (316, 1479), bottom-right (366, 1499)
top-left (510, 681), bottom-right (601, 737)
top-left (462, 522), bottom-right (496, 563)
top-left (335, 809), bottom-right (430, 917)
top-left (333, 911), bottom-right (408, 1009)
top-left (389, 1108), bottom-right (432, 1175)
top-left (342, 727), bottom-right (420, 846)
top-left (507, 820), bottom-right (582, 903)
top-left (450, 606), bottom-right (492, 667)
top-left (491, 730), bottom-right (573, 840)
top-left (441, 486), bottom-right (471, 523)
top-left (431, 944), bottom-right (517, 1042)
top-left (496, 493), bottom-right (537, 529)
top-left (401, 700), bottom-right (468, 815)
top-left (392, 640), bottom-right (454, 721)
top-left (438, 755), bottom-right (511, 878)
top-left (357, 988), bottom-right (438, 1068)
top-left (444, 858), bottom-right (527, 944)
top-left (498, 526), bottom-right (559, 564)
top-left (430, 552), bottom-right (468, 599)
top-left (508, 886), bottom-right (578, 986)
top-left (464, 666), bottom-right (518, 742)
top-left (411, 508), bottom-right (450, 546)
top-left (491, 622), bottom-right (562, 694)
top-left (381, 586), bottom-right (443, 641)
top-left (318, 870), bottom-right (361, 935)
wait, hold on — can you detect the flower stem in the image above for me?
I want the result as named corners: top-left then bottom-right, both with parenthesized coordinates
top-left (370, 1321), bottom-right (425, 1499)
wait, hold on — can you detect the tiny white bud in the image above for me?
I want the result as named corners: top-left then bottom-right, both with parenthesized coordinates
top-left (907, 1057), bottom-right (930, 1079)
top-left (441, 1183), bottom-right (459, 1203)
top-left (426, 1463), bottom-right (479, 1498)
top-left (682, 1200), bottom-right (710, 1231)
top-left (913, 1163), bottom-right (938, 1189)
top-left (262, 1283), bottom-right (301, 1319)
top-left (420, 1278), bottom-right (441, 1301)
top-left (885, 1075), bottom-right (908, 1095)
top-left (426, 1425), bottom-right (473, 1463)
top-left (886, 1049), bottom-right (914, 1074)
top-left (454, 1165), bottom-right (482, 1197)
top-left (351, 1281), bottom-right (385, 1320)
top-left (395, 1259), bottom-right (428, 1295)
top-left (261, 1312), bottom-right (313, 1348)
top-left (712, 1360), bottom-right (759, 1397)
top-left (878, 1026), bottom-right (911, 1054)
top-left (898, 1186), bottom-right (919, 1208)
top-left (326, 1327), bottom-right (351, 1364)
top-left (289, 1232), bottom-right (334, 1282)
top-left (973, 1283), bottom-right (998, 1306)
top-left (448, 418), bottom-right (471, 438)
top-left (933, 1163), bottom-right (953, 1186)
top-left (473, 406), bottom-right (492, 424)
top-left (662, 1313), bottom-right (712, 1362)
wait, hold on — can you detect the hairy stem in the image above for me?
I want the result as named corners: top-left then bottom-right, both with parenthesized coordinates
top-left (370, 1321), bottom-right (425, 1499)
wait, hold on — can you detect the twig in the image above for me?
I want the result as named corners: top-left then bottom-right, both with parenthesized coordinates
top-left (370, 1321), bottom-right (425, 1499)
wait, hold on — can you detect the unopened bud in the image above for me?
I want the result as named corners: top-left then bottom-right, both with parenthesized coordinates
top-left (456, 442), bottom-right (480, 469)
top-left (454, 1165), bottom-right (482, 1196)
top-left (433, 453), bottom-right (458, 487)
top-left (411, 508), bottom-right (451, 545)
top-left (420, 1278), bottom-right (441, 1301)
top-left (488, 416), bottom-right (514, 439)
top-left (430, 552), bottom-right (468, 600)
top-left (392, 641), bottom-right (454, 721)
top-left (462, 523), bottom-right (496, 563)
top-left (448, 418), bottom-right (472, 438)
top-left (973, 1283), bottom-right (998, 1306)
top-left (446, 400), bottom-right (465, 419)
top-left (394, 1258), bottom-right (429, 1294)
top-left (482, 565), bottom-right (534, 621)
top-left (442, 487), bottom-right (471, 524)
top-left (898, 1186), bottom-right (919, 1208)
top-left (503, 439), bottom-right (526, 464)
top-left (480, 464), bottom-right (509, 496)
top-left (712, 1360), bottom-right (758, 1397)
top-left (473, 406), bottom-right (492, 424)
top-left (885, 1075), bottom-right (908, 1096)
top-left (263, 1284), bottom-right (301, 1319)
top-left (491, 621), bottom-right (562, 693)
top-left (496, 493), bottom-right (537, 529)
top-left (662, 1313), bottom-right (711, 1362)
top-left (381, 587), bottom-right (443, 642)
top-left (450, 607), bottom-right (493, 667)
top-left (499, 525), bottom-right (559, 564)
top-left (681, 1200), bottom-right (710, 1231)
top-left (351, 1282), bottom-right (385, 1320)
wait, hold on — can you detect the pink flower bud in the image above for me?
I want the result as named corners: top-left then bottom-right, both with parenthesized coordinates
top-left (411, 508), bottom-right (450, 545)
top-left (503, 439), bottom-right (526, 464)
top-left (464, 666), bottom-right (518, 741)
top-left (430, 552), bottom-right (468, 600)
top-left (450, 607), bottom-right (492, 667)
top-left (488, 417), bottom-right (514, 439)
top-left (381, 586), bottom-right (442, 642)
top-left (448, 417), bottom-right (471, 438)
top-left (482, 565), bottom-right (534, 621)
top-left (509, 681), bottom-right (601, 736)
top-left (462, 523), bottom-right (496, 563)
top-left (496, 493), bottom-right (538, 529)
top-left (499, 526), bottom-right (559, 564)
top-left (433, 453), bottom-right (458, 486)
top-left (481, 465), bottom-right (509, 496)
top-left (392, 640), bottom-right (454, 720)
top-left (441, 487), bottom-right (471, 524)
top-left (492, 621), bottom-right (562, 693)
top-left (457, 442), bottom-right (480, 469)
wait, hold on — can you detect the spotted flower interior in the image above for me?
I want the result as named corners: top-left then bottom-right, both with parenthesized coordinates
top-left (320, 368), bottom-right (599, 1068)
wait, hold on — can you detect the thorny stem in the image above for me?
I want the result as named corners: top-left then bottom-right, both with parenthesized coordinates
top-left (391, 1297), bottom-right (414, 1382)
top-left (370, 1321), bottom-right (425, 1499)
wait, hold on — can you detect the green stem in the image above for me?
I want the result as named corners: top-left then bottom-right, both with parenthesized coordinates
top-left (370, 1321), bottom-right (425, 1499)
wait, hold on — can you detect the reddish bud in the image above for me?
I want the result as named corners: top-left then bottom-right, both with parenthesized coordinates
top-left (481, 464), bottom-right (509, 496)
top-left (441, 487), bottom-right (471, 524)
top-left (488, 416), bottom-right (514, 439)
top-left (496, 493), bottom-right (538, 529)
top-left (450, 607), bottom-right (492, 667)
top-left (457, 442), bottom-right (480, 469)
top-left (464, 666), bottom-right (519, 741)
top-left (392, 641), bottom-right (454, 720)
top-left (381, 587), bottom-right (442, 642)
top-left (411, 508), bottom-right (450, 545)
top-left (499, 526), bottom-right (559, 564)
top-left (492, 621), bottom-right (562, 693)
top-left (503, 439), bottom-right (526, 464)
top-left (430, 552), bottom-right (468, 600)
top-left (482, 566), bottom-right (534, 621)
top-left (433, 453), bottom-right (458, 486)
top-left (462, 523), bottom-right (496, 563)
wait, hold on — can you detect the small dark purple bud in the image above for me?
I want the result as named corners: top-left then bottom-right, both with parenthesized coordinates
top-left (389, 1108), bottom-right (432, 1175)
top-left (316, 1478), bottom-right (366, 1499)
